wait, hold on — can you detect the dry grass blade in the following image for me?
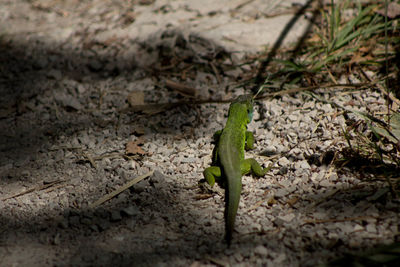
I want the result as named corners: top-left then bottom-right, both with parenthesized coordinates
top-left (165, 79), bottom-right (197, 98)
top-left (303, 215), bottom-right (376, 225)
top-left (89, 170), bottom-right (154, 208)
top-left (2, 180), bottom-right (65, 201)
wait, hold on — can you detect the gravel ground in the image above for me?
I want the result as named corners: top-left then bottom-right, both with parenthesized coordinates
top-left (1, 1), bottom-right (399, 266)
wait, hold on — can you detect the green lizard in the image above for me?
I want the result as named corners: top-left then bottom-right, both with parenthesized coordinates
top-left (203, 94), bottom-right (269, 245)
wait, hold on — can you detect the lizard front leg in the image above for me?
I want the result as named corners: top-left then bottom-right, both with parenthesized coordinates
top-left (245, 131), bottom-right (255, 150)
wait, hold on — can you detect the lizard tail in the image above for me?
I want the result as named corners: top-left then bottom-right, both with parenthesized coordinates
top-left (225, 173), bottom-right (242, 246)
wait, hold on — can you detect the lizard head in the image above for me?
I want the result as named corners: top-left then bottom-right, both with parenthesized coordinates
top-left (234, 94), bottom-right (254, 122)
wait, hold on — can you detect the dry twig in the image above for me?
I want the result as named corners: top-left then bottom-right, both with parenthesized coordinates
top-left (89, 170), bottom-right (154, 208)
top-left (2, 180), bottom-right (65, 201)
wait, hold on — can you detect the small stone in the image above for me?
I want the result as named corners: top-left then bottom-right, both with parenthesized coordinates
top-left (35, 56), bottom-right (49, 69)
top-left (89, 224), bottom-right (100, 232)
top-left (250, 222), bottom-right (262, 231)
top-left (234, 252), bottom-right (244, 262)
top-left (273, 218), bottom-right (285, 227)
top-left (21, 170), bottom-right (30, 177)
top-left (54, 150), bottom-right (64, 162)
top-left (275, 253), bottom-right (286, 263)
top-left (275, 189), bottom-right (288, 198)
top-left (58, 219), bottom-right (69, 229)
top-left (278, 166), bottom-right (288, 175)
top-left (150, 170), bottom-right (167, 184)
top-left (278, 157), bottom-right (290, 167)
top-left (366, 224), bottom-right (376, 233)
top-left (320, 104), bottom-right (333, 113)
top-left (328, 232), bottom-right (338, 239)
top-left (353, 224), bottom-right (364, 232)
top-left (47, 69), bottom-right (62, 80)
top-left (134, 180), bottom-right (149, 192)
top-left (68, 216), bottom-right (80, 226)
top-left (88, 59), bottom-right (103, 71)
top-left (264, 120), bottom-right (274, 130)
top-left (254, 245), bottom-right (269, 256)
top-left (320, 179), bottom-right (331, 187)
top-left (181, 157), bottom-right (197, 163)
top-left (81, 217), bottom-right (93, 226)
top-left (261, 146), bottom-right (277, 156)
top-left (96, 219), bottom-right (111, 231)
top-left (121, 206), bottom-right (140, 217)
top-left (78, 133), bottom-right (90, 145)
top-left (279, 213), bottom-right (295, 222)
top-left (287, 114), bottom-right (298, 122)
top-left (110, 210), bottom-right (122, 222)
top-left (54, 92), bottom-right (83, 110)
top-left (94, 208), bottom-right (110, 219)
top-left (299, 160), bottom-right (311, 169)
top-left (224, 67), bottom-right (242, 78)
top-left (77, 84), bottom-right (86, 94)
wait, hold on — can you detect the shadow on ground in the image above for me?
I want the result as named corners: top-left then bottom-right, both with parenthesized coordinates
top-left (2, 1), bottom-right (398, 265)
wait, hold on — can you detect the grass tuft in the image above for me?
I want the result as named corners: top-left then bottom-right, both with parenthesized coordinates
top-left (256, 0), bottom-right (400, 262)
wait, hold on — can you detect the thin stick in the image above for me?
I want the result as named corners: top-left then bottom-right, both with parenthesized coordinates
top-left (165, 79), bottom-right (197, 98)
top-left (303, 215), bottom-right (376, 225)
top-left (44, 183), bottom-right (67, 193)
top-left (83, 152), bottom-right (97, 169)
top-left (119, 79), bottom-right (390, 115)
top-left (89, 170), bottom-right (154, 208)
top-left (2, 180), bottom-right (64, 201)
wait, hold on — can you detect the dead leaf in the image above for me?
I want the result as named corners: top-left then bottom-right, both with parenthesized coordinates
top-left (126, 91), bottom-right (174, 114)
top-left (126, 138), bottom-right (146, 155)
top-left (194, 194), bottom-right (214, 200)
top-left (132, 125), bottom-right (146, 136)
top-left (165, 79), bottom-right (197, 98)
top-left (307, 33), bottom-right (321, 43)
top-left (267, 196), bottom-right (277, 206)
top-left (286, 196), bottom-right (299, 206)
top-left (127, 102), bottom-right (179, 115)
top-left (127, 91), bottom-right (145, 107)
top-left (349, 52), bottom-right (374, 65)
top-left (358, 46), bottom-right (371, 53)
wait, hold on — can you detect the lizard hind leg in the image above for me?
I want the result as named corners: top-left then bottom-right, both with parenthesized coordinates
top-left (241, 158), bottom-right (269, 177)
top-left (203, 166), bottom-right (221, 187)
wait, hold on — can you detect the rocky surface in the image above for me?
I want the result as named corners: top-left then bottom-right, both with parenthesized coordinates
top-left (0, 0), bottom-right (398, 266)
